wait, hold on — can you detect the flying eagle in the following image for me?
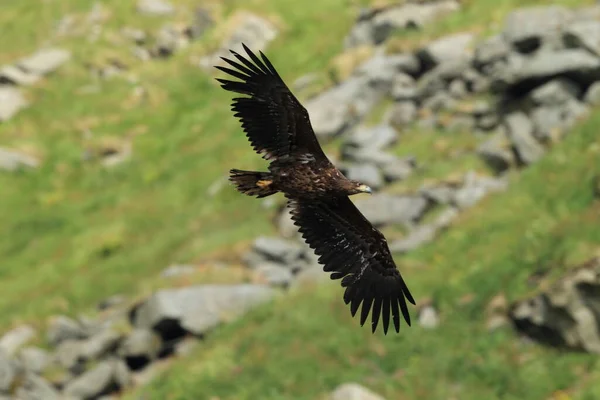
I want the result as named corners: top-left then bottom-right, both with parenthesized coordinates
top-left (216, 44), bottom-right (415, 334)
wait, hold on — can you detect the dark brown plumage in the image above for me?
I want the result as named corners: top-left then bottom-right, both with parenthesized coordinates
top-left (216, 44), bottom-right (415, 334)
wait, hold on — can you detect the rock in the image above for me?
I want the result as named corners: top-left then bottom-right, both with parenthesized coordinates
top-left (585, 81), bottom-right (600, 105)
top-left (152, 24), bottom-right (189, 58)
top-left (563, 19), bottom-right (600, 56)
top-left (250, 236), bottom-right (305, 265)
top-left (121, 27), bottom-right (147, 45)
top-left (346, 1), bottom-right (460, 48)
top-left (118, 329), bottom-right (161, 370)
top-left (161, 264), bottom-right (195, 278)
top-left (530, 103), bottom-right (587, 142)
top-left (200, 11), bottom-right (277, 69)
top-left (0, 147), bottom-right (39, 171)
top-left (275, 207), bottom-right (300, 239)
top-left (503, 111), bottom-right (545, 165)
top-left (254, 263), bottom-right (295, 288)
top-left (492, 50), bottom-right (600, 93)
top-left (355, 52), bottom-right (420, 81)
top-left (136, 0), bottom-right (174, 15)
top-left (63, 359), bottom-right (131, 399)
top-left (0, 325), bottom-right (36, 356)
top-left (78, 329), bottom-right (122, 361)
top-left (387, 101), bottom-right (418, 127)
top-left (132, 284), bottom-right (274, 337)
top-left (390, 207), bottom-right (458, 253)
top-left (451, 171), bottom-right (508, 209)
top-left (17, 48), bottom-right (71, 76)
top-left (342, 147), bottom-right (398, 167)
top-left (0, 65), bottom-right (40, 85)
top-left (330, 382), bottom-right (385, 400)
top-left (380, 156), bottom-right (415, 182)
top-left (0, 86), bottom-right (28, 122)
top-left (54, 340), bottom-right (85, 372)
top-left (417, 32), bottom-right (475, 70)
top-left (344, 124), bottom-right (398, 151)
top-left (18, 347), bottom-right (50, 375)
top-left (14, 373), bottom-right (60, 400)
top-left (502, 6), bottom-right (573, 53)
top-left (509, 257), bottom-right (600, 353)
top-left (390, 71), bottom-right (417, 100)
top-left (418, 305), bottom-right (439, 329)
top-left (473, 34), bottom-right (510, 69)
top-left (355, 193), bottom-right (430, 227)
top-left (528, 78), bottom-right (581, 107)
top-left (0, 350), bottom-right (16, 393)
top-left (342, 163), bottom-right (384, 190)
top-left (46, 316), bottom-right (88, 346)
top-left (476, 130), bottom-right (515, 173)
top-left (187, 7), bottom-right (215, 40)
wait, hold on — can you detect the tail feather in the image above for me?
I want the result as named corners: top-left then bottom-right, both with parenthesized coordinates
top-left (229, 169), bottom-right (278, 198)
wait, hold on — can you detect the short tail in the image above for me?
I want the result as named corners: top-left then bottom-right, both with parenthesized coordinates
top-left (229, 169), bottom-right (278, 198)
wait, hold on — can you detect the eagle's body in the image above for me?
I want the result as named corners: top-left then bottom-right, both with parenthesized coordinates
top-left (216, 44), bottom-right (415, 334)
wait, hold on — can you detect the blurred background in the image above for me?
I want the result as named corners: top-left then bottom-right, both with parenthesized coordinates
top-left (1, 0), bottom-right (600, 399)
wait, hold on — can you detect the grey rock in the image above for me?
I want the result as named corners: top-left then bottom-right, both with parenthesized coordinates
top-left (344, 1), bottom-right (460, 48)
top-left (563, 19), bottom-right (600, 56)
top-left (419, 185), bottom-right (456, 205)
top-left (0, 86), bottom-right (28, 122)
top-left (421, 91), bottom-right (455, 113)
top-left (584, 81), bottom-right (600, 105)
top-left (502, 6), bottom-right (573, 53)
top-left (448, 79), bottom-right (468, 98)
top-left (451, 171), bottom-right (508, 209)
top-left (18, 347), bottom-right (50, 375)
top-left (133, 284), bottom-right (274, 336)
top-left (418, 305), bottom-right (440, 329)
top-left (330, 382), bottom-right (385, 400)
top-left (355, 193), bottom-right (430, 227)
top-left (254, 263), bottom-right (295, 288)
top-left (275, 207), bottom-right (300, 239)
top-left (305, 76), bottom-right (384, 138)
top-left (54, 340), bottom-right (85, 372)
top-left (46, 316), bottom-right (88, 346)
top-left (200, 12), bottom-right (277, 70)
top-left (390, 72), bottom-right (417, 101)
top-left (473, 34), bottom-right (510, 68)
top-left (187, 7), bottom-right (215, 40)
top-left (17, 48), bottom-right (71, 76)
top-left (387, 101), bottom-right (417, 127)
top-left (492, 50), bottom-right (600, 92)
top-left (63, 359), bottom-right (130, 399)
top-left (161, 264), bottom-right (195, 278)
top-left (380, 156), bottom-right (415, 182)
top-left (417, 58), bottom-right (471, 99)
top-left (342, 163), bottom-right (383, 189)
top-left (342, 147), bottom-right (398, 167)
top-left (152, 24), bottom-right (189, 58)
top-left (136, 0), bottom-right (174, 15)
top-left (251, 236), bottom-right (305, 265)
top-left (510, 257), bottom-right (600, 353)
top-left (528, 78), bottom-right (581, 106)
top-left (0, 65), bottom-right (40, 85)
top-left (0, 350), bottom-right (16, 392)
top-left (121, 27), bottom-right (147, 45)
top-left (476, 130), bottom-right (515, 173)
top-left (355, 52), bottom-right (420, 82)
top-left (417, 32), bottom-right (475, 69)
top-left (118, 329), bottom-right (161, 369)
top-left (14, 373), bottom-right (60, 400)
top-left (503, 111), bottom-right (545, 165)
top-left (344, 124), bottom-right (398, 151)
top-left (78, 329), bottom-right (122, 361)
top-left (530, 104), bottom-right (579, 141)
top-left (390, 224), bottom-right (437, 254)
top-left (0, 325), bottom-right (36, 356)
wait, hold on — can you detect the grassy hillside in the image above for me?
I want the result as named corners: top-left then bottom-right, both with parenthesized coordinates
top-left (2, 0), bottom-right (599, 399)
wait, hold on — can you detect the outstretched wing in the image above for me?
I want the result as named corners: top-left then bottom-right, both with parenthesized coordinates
top-left (289, 195), bottom-right (415, 334)
top-left (215, 44), bottom-right (327, 162)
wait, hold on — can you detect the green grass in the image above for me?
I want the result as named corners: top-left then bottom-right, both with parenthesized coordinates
top-left (2, 0), bottom-right (600, 398)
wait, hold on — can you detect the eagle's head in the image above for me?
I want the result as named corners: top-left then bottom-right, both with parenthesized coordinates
top-left (347, 181), bottom-right (372, 195)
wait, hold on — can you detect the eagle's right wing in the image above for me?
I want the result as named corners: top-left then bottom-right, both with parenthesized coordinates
top-left (216, 44), bottom-right (328, 163)
top-left (289, 195), bottom-right (415, 334)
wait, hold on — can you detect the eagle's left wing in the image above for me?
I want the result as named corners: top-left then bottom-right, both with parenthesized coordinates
top-left (289, 195), bottom-right (415, 334)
